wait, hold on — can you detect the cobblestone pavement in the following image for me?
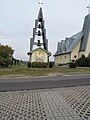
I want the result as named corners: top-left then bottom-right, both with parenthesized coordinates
top-left (57, 86), bottom-right (90, 120)
top-left (0, 86), bottom-right (90, 120)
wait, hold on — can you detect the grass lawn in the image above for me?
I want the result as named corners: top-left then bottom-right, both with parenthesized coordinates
top-left (0, 65), bottom-right (90, 78)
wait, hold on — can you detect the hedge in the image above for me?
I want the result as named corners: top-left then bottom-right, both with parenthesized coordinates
top-left (27, 62), bottom-right (48, 68)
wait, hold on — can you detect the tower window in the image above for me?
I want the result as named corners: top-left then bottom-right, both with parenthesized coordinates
top-left (39, 18), bottom-right (42, 22)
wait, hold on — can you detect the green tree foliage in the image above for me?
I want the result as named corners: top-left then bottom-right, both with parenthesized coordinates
top-left (0, 44), bottom-right (14, 67)
top-left (69, 61), bottom-right (76, 68)
top-left (76, 54), bottom-right (90, 67)
top-left (27, 62), bottom-right (49, 68)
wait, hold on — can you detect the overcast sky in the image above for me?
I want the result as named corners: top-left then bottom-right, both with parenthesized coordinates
top-left (0, 0), bottom-right (90, 61)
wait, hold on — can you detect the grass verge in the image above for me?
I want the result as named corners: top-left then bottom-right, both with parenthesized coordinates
top-left (0, 65), bottom-right (90, 78)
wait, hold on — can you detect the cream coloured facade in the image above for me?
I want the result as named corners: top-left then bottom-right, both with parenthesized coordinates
top-left (79, 51), bottom-right (85, 58)
top-left (79, 33), bottom-right (90, 58)
top-left (54, 14), bottom-right (90, 65)
top-left (28, 8), bottom-right (51, 63)
top-left (83, 32), bottom-right (90, 57)
top-left (31, 48), bottom-right (49, 63)
top-left (71, 41), bottom-right (81, 60)
top-left (55, 53), bottom-right (71, 65)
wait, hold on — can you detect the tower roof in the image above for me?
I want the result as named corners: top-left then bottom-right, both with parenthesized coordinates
top-left (38, 7), bottom-right (43, 20)
top-left (79, 13), bottom-right (90, 51)
top-left (29, 7), bottom-right (49, 52)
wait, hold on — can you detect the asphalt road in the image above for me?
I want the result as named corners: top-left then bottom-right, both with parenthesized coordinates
top-left (0, 75), bottom-right (90, 91)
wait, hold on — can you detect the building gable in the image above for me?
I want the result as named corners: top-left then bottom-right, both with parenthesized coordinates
top-left (80, 14), bottom-right (90, 52)
top-left (31, 48), bottom-right (48, 63)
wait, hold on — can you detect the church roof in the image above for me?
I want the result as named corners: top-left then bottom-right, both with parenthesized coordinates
top-left (54, 51), bottom-right (71, 56)
top-left (54, 13), bottom-right (90, 56)
top-left (54, 32), bottom-right (83, 56)
top-left (68, 31), bottom-right (83, 52)
top-left (28, 47), bottom-right (51, 56)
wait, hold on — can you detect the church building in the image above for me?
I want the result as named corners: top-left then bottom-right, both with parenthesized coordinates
top-left (28, 7), bottom-right (51, 63)
top-left (54, 13), bottom-right (90, 65)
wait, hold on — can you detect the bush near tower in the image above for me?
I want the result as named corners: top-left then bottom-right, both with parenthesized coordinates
top-left (27, 62), bottom-right (54, 68)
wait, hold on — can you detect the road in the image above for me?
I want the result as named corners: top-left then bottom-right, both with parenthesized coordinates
top-left (0, 75), bottom-right (90, 91)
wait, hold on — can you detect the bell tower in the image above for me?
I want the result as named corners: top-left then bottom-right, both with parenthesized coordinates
top-left (28, 7), bottom-right (51, 63)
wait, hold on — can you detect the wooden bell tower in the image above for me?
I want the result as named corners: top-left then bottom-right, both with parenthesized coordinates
top-left (28, 7), bottom-right (51, 63)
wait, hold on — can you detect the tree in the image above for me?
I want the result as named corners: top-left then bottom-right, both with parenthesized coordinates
top-left (0, 44), bottom-right (14, 67)
top-left (76, 54), bottom-right (90, 67)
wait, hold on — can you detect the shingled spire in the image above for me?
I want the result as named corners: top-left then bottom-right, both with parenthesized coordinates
top-left (29, 7), bottom-right (48, 52)
top-left (38, 7), bottom-right (43, 20)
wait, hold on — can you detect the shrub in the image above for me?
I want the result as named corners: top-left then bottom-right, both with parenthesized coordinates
top-left (41, 62), bottom-right (48, 68)
top-left (32, 62), bottom-right (41, 68)
top-left (69, 62), bottom-right (76, 68)
top-left (27, 62), bottom-right (31, 68)
top-left (27, 62), bottom-right (48, 68)
top-left (76, 54), bottom-right (90, 67)
top-left (58, 64), bottom-right (63, 66)
top-left (0, 57), bottom-right (10, 68)
top-left (49, 62), bottom-right (54, 68)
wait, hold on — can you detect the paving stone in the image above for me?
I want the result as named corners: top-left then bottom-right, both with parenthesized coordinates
top-left (0, 86), bottom-right (90, 120)
top-left (56, 86), bottom-right (90, 120)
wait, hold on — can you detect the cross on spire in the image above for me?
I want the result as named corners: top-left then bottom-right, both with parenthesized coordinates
top-left (38, 0), bottom-right (44, 7)
top-left (87, 5), bottom-right (90, 14)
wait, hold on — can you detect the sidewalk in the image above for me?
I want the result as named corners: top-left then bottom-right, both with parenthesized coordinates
top-left (0, 85), bottom-right (90, 120)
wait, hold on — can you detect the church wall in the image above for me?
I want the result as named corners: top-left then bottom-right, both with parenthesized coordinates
top-left (31, 49), bottom-right (48, 63)
top-left (79, 51), bottom-right (85, 58)
top-left (71, 41), bottom-right (81, 60)
top-left (54, 53), bottom-right (71, 65)
top-left (79, 32), bottom-right (90, 58)
top-left (84, 32), bottom-right (90, 56)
